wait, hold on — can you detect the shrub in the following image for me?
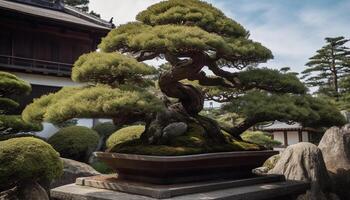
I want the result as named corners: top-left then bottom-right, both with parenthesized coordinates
top-left (0, 137), bottom-right (63, 189)
top-left (106, 125), bottom-right (145, 149)
top-left (48, 126), bottom-right (99, 162)
top-left (93, 122), bottom-right (118, 137)
top-left (242, 131), bottom-right (281, 149)
top-left (0, 134), bottom-right (46, 142)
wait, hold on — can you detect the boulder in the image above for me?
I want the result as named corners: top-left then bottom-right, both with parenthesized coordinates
top-left (269, 142), bottom-right (336, 200)
top-left (318, 125), bottom-right (350, 172)
top-left (19, 182), bottom-right (49, 200)
top-left (162, 122), bottom-right (188, 139)
top-left (318, 125), bottom-right (350, 200)
top-left (51, 158), bottom-right (100, 188)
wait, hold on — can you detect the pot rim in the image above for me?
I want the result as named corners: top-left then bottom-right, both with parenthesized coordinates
top-left (94, 150), bottom-right (278, 162)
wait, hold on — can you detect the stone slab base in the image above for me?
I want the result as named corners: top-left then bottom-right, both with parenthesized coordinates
top-left (51, 175), bottom-right (309, 200)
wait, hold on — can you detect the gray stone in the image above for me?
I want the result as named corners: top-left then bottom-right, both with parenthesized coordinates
top-left (318, 125), bottom-right (350, 200)
top-left (162, 122), bottom-right (187, 139)
top-left (269, 142), bottom-right (334, 200)
top-left (318, 125), bottom-right (350, 172)
top-left (51, 178), bottom-right (308, 200)
top-left (20, 182), bottom-right (49, 200)
top-left (252, 167), bottom-right (269, 175)
top-left (51, 158), bottom-right (100, 188)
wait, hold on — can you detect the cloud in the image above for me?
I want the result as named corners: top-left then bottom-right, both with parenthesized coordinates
top-left (89, 0), bottom-right (350, 73)
top-left (89, 0), bottom-right (161, 25)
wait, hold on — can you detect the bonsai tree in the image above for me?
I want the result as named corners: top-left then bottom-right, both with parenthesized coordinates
top-left (0, 71), bottom-right (40, 135)
top-left (23, 0), bottom-right (344, 154)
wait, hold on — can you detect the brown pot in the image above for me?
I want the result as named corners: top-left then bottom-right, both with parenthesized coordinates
top-left (95, 151), bottom-right (278, 184)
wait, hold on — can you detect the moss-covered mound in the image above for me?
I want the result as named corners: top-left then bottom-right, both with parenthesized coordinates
top-left (48, 126), bottom-right (99, 162)
top-left (108, 123), bottom-right (261, 156)
top-left (106, 125), bottom-right (145, 149)
top-left (0, 137), bottom-right (63, 189)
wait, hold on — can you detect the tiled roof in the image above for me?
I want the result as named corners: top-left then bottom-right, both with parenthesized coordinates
top-left (0, 0), bottom-right (113, 30)
top-left (258, 121), bottom-right (303, 131)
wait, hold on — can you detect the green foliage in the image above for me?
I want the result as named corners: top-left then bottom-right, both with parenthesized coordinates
top-left (0, 115), bottom-right (42, 135)
top-left (93, 122), bottom-right (118, 137)
top-left (23, 85), bottom-right (163, 124)
top-left (237, 68), bottom-right (307, 94)
top-left (0, 133), bottom-right (45, 142)
top-left (302, 36), bottom-right (350, 97)
top-left (137, 0), bottom-right (248, 37)
top-left (107, 124), bottom-right (261, 156)
top-left (223, 91), bottom-right (346, 129)
top-left (48, 126), bottom-right (99, 162)
top-left (0, 71), bottom-right (31, 99)
top-left (106, 125), bottom-right (145, 149)
top-left (0, 137), bottom-right (63, 189)
top-left (73, 52), bottom-right (156, 87)
top-left (100, 23), bottom-right (272, 63)
top-left (0, 72), bottom-right (39, 135)
top-left (241, 131), bottom-right (281, 149)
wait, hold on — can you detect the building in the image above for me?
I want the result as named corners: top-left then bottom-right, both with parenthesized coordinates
top-left (0, 0), bottom-right (113, 136)
top-left (258, 121), bottom-right (322, 151)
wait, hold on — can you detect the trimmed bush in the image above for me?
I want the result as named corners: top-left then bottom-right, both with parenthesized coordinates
top-left (0, 137), bottom-right (63, 189)
top-left (106, 125), bottom-right (145, 149)
top-left (0, 133), bottom-right (46, 142)
top-left (93, 122), bottom-right (118, 137)
top-left (48, 126), bottom-right (99, 162)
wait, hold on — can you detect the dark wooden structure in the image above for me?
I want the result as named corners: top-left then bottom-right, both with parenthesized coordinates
top-left (0, 0), bottom-right (113, 113)
top-left (0, 0), bottom-right (113, 77)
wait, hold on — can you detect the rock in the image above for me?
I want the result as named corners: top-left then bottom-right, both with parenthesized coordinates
top-left (252, 167), bottom-right (269, 175)
top-left (269, 142), bottom-right (335, 200)
top-left (51, 158), bottom-right (100, 188)
top-left (263, 154), bottom-right (281, 171)
top-left (0, 186), bottom-right (19, 200)
top-left (19, 182), bottom-right (49, 200)
top-left (318, 125), bottom-right (350, 172)
top-left (162, 122), bottom-right (188, 139)
top-left (318, 125), bottom-right (350, 200)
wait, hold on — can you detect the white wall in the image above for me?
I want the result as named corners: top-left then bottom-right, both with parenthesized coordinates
top-left (287, 131), bottom-right (299, 145)
top-left (11, 72), bottom-right (82, 87)
top-left (273, 131), bottom-right (284, 145)
top-left (302, 131), bottom-right (309, 142)
top-left (35, 118), bottom-right (95, 139)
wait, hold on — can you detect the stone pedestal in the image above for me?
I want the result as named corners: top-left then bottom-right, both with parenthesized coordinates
top-left (51, 175), bottom-right (309, 200)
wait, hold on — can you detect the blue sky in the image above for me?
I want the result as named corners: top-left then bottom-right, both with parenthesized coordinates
top-left (90, 0), bottom-right (350, 73)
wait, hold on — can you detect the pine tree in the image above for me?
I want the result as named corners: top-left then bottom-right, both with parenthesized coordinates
top-left (302, 36), bottom-right (350, 97)
top-left (22, 0), bottom-right (346, 147)
top-left (0, 72), bottom-right (40, 135)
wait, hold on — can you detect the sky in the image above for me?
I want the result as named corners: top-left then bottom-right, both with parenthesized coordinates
top-left (89, 0), bottom-right (350, 73)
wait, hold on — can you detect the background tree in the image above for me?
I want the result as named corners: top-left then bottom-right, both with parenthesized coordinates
top-left (23, 0), bottom-right (345, 149)
top-left (64, 0), bottom-right (100, 18)
top-left (301, 36), bottom-right (350, 98)
top-left (0, 72), bottom-right (40, 135)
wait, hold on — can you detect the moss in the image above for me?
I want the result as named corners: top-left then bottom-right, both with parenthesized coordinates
top-left (0, 137), bottom-right (63, 189)
top-left (108, 123), bottom-right (262, 156)
top-left (263, 154), bottom-right (281, 171)
top-left (0, 134), bottom-right (46, 142)
top-left (106, 125), bottom-right (145, 149)
top-left (48, 126), bottom-right (99, 162)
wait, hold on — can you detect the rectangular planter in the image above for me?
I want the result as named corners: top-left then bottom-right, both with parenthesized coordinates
top-left (95, 151), bottom-right (278, 184)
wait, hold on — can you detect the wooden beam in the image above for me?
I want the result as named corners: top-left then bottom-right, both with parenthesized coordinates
top-left (283, 130), bottom-right (288, 146)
